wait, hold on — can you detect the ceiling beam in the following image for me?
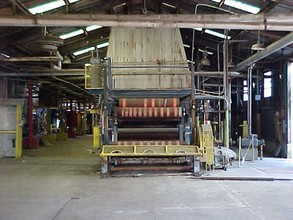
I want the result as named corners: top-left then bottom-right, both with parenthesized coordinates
top-left (0, 13), bottom-right (292, 31)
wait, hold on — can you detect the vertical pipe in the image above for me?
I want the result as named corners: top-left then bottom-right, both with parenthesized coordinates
top-left (252, 134), bottom-right (255, 162)
top-left (27, 81), bottom-right (34, 149)
top-left (108, 58), bottom-right (112, 89)
top-left (223, 30), bottom-right (229, 148)
top-left (191, 29), bottom-right (195, 64)
top-left (256, 69), bottom-right (261, 136)
top-left (238, 136), bottom-right (242, 167)
top-left (191, 65), bottom-right (196, 139)
top-left (247, 64), bottom-right (254, 137)
top-left (103, 58), bottom-right (110, 144)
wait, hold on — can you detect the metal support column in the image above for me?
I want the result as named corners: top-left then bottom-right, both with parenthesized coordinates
top-left (27, 82), bottom-right (35, 149)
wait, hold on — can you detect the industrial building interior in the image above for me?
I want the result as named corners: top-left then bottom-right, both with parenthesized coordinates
top-left (0, 0), bottom-right (293, 219)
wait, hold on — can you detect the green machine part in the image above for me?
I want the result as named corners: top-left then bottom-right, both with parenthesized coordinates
top-left (196, 124), bottom-right (214, 168)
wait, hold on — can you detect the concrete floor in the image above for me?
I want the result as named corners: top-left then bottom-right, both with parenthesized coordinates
top-left (1, 136), bottom-right (293, 220)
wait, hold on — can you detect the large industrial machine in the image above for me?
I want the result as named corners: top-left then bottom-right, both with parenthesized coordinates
top-left (86, 27), bottom-right (217, 175)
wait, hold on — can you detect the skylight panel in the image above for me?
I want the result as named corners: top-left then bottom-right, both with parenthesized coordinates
top-left (28, 0), bottom-right (65, 15)
top-left (264, 71), bottom-right (272, 76)
top-left (210, 0), bottom-right (260, 14)
top-left (205, 29), bottom-right (231, 39)
top-left (73, 47), bottom-right (95, 56)
top-left (97, 42), bottom-right (109, 49)
top-left (194, 27), bottom-right (231, 39)
top-left (59, 29), bottom-right (84, 40)
top-left (68, 0), bottom-right (80, 3)
top-left (194, 28), bottom-right (203, 31)
top-left (86, 25), bottom-right (103, 32)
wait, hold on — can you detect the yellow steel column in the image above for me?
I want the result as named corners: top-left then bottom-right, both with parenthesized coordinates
top-left (15, 104), bottom-right (22, 158)
top-left (93, 127), bottom-right (101, 149)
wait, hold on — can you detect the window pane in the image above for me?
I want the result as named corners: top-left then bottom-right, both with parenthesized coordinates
top-left (264, 78), bottom-right (272, 98)
top-left (243, 86), bottom-right (248, 101)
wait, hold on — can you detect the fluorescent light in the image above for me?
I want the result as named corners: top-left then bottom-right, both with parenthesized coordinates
top-left (73, 47), bottom-right (95, 56)
top-left (205, 29), bottom-right (231, 39)
top-left (0, 53), bottom-right (10, 58)
top-left (183, 44), bottom-right (190, 48)
top-left (59, 29), bottom-right (84, 39)
top-left (68, 0), bottom-right (80, 3)
top-left (86, 25), bottom-right (103, 32)
top-left (29, 0), bottom-right (65, 15)
top-left (210, 0), bottom-right (260, 14)
top-left (96, 42), bottom-right (109, 49)
top-left (162, 2), bottom-right (176, 8)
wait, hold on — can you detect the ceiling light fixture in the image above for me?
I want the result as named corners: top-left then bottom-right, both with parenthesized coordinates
top-left (62, 55), bottom-right (71, 64)
top-left (200, 50), bottom-right (210, 66)
top-left (251, 31), bottom-right (265, 51)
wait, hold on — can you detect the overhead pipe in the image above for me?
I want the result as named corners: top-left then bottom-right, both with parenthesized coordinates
top-left (235, 32), bottom-right (293, 70)
top-left (0, 56), bottom-right (62, 62)
top-left (217, 40), bottom-right (248, 71)
top-left (52, 76), bottom-right (93, 98)
top-left (191, 4), bottom-right (234, 63)
top-left (112, 71), bottom-right (240, 76)
top-left (0, 69), bottom-right (84, 76)
top-left (0, 13), bottom-right (292, 31)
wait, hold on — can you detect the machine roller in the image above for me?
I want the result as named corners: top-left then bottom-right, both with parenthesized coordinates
top-left (100, 98), bottom-right (202, 175)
